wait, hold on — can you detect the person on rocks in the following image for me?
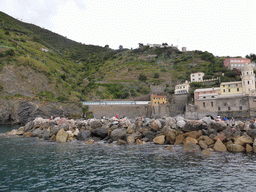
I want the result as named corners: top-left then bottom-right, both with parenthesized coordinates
top-left (224, 116), bottom-right (228, 121)
top-left (49, 116), bottom-right (54, 120)
top-left (115, 114), bottom-right (118, 119)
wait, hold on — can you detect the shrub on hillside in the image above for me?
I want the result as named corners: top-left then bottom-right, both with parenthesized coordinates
top-left (153, 73), bottom-right (160, 78)
top-left (5, 31), bottom-right (9, 35)
top-left (0, 84), bottom-right (3, 92)
top-left (5, 49), bottom-right (14, 56)
top-left (138, 73), bottom-right (147, 81)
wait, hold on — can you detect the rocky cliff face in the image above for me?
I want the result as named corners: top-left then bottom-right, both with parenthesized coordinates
top-left (0, 99), bottom-right (82, 125)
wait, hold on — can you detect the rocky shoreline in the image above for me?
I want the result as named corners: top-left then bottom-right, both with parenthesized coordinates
top-left (5, 116), bottom-right (256, 154)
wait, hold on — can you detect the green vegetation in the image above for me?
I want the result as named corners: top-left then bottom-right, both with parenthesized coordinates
top-left (0, 11), bottom-right (245, 103)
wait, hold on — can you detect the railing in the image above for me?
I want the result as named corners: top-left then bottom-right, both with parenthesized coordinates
top-left (82, 101), bottom-right (151, 105)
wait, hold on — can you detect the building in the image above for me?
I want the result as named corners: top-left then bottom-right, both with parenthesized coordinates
top-left (220, 81), bottom-right (242, 95)
top-left (174, 81), bottom-right (190, 94)
top-left (151, 94), bottom-right (167, 105)
top-left (191, 63), bottom-right (256, 119)
top-left (190, 72), bottom-right (205, 82)
top-left (194, 87), bottom-right (220, 104)
top-left (223, 58), bottom-right (251, 70)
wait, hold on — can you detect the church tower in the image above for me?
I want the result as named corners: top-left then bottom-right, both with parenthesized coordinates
top-left (241, 64), bottom-right (255, 96)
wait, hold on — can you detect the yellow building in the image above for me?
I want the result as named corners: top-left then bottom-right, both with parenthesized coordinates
top-left (220, 81), bottom-right (242, 95)
top-left (151, 94), bottom-right (167, 105)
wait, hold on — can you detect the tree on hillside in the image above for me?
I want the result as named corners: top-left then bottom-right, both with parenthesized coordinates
top-left (119, 45), bottom-right (123, 50)
top-left (138, 73), bottom-right (147, 81)
top-left (246, 53), bottom-right (256, 62)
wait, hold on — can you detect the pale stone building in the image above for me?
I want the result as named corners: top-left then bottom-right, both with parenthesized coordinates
top-left (174, 81), bottom-right (190, 94)
top-left (190, 72), bottom-right (204, 82)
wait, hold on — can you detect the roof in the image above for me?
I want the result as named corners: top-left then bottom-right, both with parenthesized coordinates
top-left (191, 72), bottom-right (204, 74)
top-left (194, 87), bottom-right (220, 93)
top-left (220, 81), bottom-right (242, 85)
top-left (151, 94), bottom-right (167, 98)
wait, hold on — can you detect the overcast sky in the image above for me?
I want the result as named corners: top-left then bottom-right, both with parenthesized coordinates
top-left (1, 0), bottom-right (256, 57)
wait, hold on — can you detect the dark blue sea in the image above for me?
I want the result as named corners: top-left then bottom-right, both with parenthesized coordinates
top-left (1, 125), bottom-right (256, 192)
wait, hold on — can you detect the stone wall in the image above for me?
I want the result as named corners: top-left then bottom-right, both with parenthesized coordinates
top-left (88, 104), bottom-right (172, 119)
top-left (169, 94), bottom-right (189, 116)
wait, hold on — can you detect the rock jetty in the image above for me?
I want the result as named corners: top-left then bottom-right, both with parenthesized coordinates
top-left (5, 116), bottom-right (256, 153)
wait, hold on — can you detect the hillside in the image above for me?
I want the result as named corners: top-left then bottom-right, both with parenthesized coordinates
top-left (0, 11), bottom-right (240, 103)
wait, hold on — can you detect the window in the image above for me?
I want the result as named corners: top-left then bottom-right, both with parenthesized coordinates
top-left (211, 102), bottom-right (213, 107)
top-left (203, 96), bottom-right (206, 98)
top-left (192, 79), bottom-right (195, 81)
top-left (228, 107), bottom-right (231, 110)
top-left (228, 89), bottom-right (230, 92)
top-left (218, 107), bottom-right (221, 110)
top-left (211, 96), bottom-right (215, 98)
top-left (192, 75), bottom-right (194, 77)
top-left (223, 89), bottom-right (225, 92)
top-left (154, 102), bottom-right (156, 104)
top-left (248, 81), bottom-right (250, 84)
top-left (239, 106), bottom-right (242, 110)
top-left (199, 78), bottom-right (201, 80)
top-left (223, 85), bottom-right (225, 87)
top-left (203, 102), bottom-right (205, 107)
top-left (198, 74), bottom-right (201, 76)
top-left (237, 88), bottom-right (239, 91)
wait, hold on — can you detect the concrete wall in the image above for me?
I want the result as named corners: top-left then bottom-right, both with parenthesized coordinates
top-left (169, 94), bottom-right (189, 116)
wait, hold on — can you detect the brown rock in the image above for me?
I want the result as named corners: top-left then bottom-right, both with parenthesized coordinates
top-left (226, 144), bottom-right (245, 152)
top-left (214, 133), bottom-right (226, 142)
top-left (246, 144), bottom-right (252, 152)
top-left (163, 128), bottom-right (176, 144)
top-left (184, 130), bottom-right (202, 139)
top-left (213, 139), bottom-right (227, 152)
top-left (136, 139), bottom-right (143, 145)
top-left (85, 139), bottom-right (95, 144)
top-left (23, 132), bottom-right (33, 137)
top-left (183, 120), bottom-right (206, 132)
top-left (164, 146), bottom-right (173, 151)
top-left (198, 135), bottom-right (214, 145)
top-left (127, 135), bottom-right (135, 144)
top-left (184, 137), bottom-right (198, 145)
top-left (150, 120), bottom-right (162, 132)
top-left (174, 134), bottom-right (185, 145)
top-left (183, 143), bottom-right (201, 152)
top-left (199, 140), bottom-right (208, 150)
top-left (50, 135), bottom-right (56, 142)
top-left (127, 125), bottom-right (134, 134)
top-left (153, 135), bottom-right (165, 144)
top-left (234, 135), bottom-right (253, 146)
top-left (56, 128), bottom-right (69, 142)
top-left (202, 149), bottom-right (212, 156)
top-left (117, 139), bottom-right (127, 145)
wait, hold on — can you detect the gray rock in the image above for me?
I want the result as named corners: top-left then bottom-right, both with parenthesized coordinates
top-left (142, 130), bottom-right (155, 141)
top-left (183, 120), bottom-right (207, 132)
top-left (91, 128), bottom-right (108, 139)
top-left (60, 123), bottom-right (69, 131)
top-left (77, 130), bottom-right (91, 141)
top-left (110, 128), bottom-right (127, 141)
top-left (175, 115), bottom-right (184, 122)
top-left (150, 120), bottom-right (162, 132)
top-left (202, 117), bottom-right (212, 125)
top-left (31, 128), bottom-right (44, 137)
top-left (142, 118), bottom-right (151, 127)
top-left (90, 120), bottom-right (102, 129)
top-left (177, 120), bottom-right (186, 129)
top-left (43, 130), bottom-right (51, 140)
top-left (23, 121), bottom-right (34, 132)
top-left (50, 125), bottom-right (61, 136)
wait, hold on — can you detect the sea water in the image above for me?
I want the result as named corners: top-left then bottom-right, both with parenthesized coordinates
top-left (1, 126), bottom-right (256, 192)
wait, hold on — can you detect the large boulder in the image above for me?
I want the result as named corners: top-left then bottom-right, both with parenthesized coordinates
top-left (247, 129), bottom-right (256, 139)
top-left (142, 130), bottom-right (155, 141)
top-left (183, 121), bottom-right (206, 132)
top-left (184, 131), bottom-right (202, 139)
top-left (142, 118), bottom-right (151, 127)
top-left (42, 130), bottom-right (51, 140)
top-left (150, 120), bottom-right (162, 132)
top-left (174, 134), bottom-right (185, 145)
top-left (91, 128), bottom-right (108, 139)
top-left (184, 137), bottom-right (198, 145)
top-left (127, 125), bottom-right (135, 134)
top-left (202, 116), bottom-right (212, 125)
top-left (23, 121), bottom-right (34, 132)
top-left (58, 118), bottom-right (67, 127)
top-left (234, 135), bottom-right (253, 146)
top-left (110, 128), bottom-right (127, 141)
top-left (177, 120), bottom-right (186, 129)
top-left (127, 135), bottom-right (135, 144)
top-left (246, 144), bottom-right (253, 152)
top-left (90, 120), bottom-right (102, 129)
top-left (119, 118), bottom-right (131, 128)
top-left (183, 143), bottom-right (201, 152)
top-left (235, 121), bottom-right (249, 131)
top-left (50, 125), bottom-right (61, 136)
top-left (164, 117), bottom-right (177, 129)
top-left (31, 128), bottom-right (44, 137)
top-left (226, 144), bottom-right (245, 152)
top-left (210, 121), bottom-right (228, 132)
top-left (56, 128), bottom-right (69, 142)
top-left (213, 139), bottom-right (227, 152)
top-left (153, 135), bottom-right (165, 144)
top-left (198, 135), bottom-right (214, 146)
top-left (199, 140), bottom-right (208, 150)
top-left (222, 127), bottom-right (241, 140)
top-left (162, 127), bottom-right (176, 144)
top-left (77, 130), bottom-right (91, 141)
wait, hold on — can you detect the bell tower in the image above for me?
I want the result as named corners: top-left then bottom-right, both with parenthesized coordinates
top-left (241, 64), bottom-right (255, 96)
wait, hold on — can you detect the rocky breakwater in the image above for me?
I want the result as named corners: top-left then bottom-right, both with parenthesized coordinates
top-left (5, 116), bottom-right (256, 154)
